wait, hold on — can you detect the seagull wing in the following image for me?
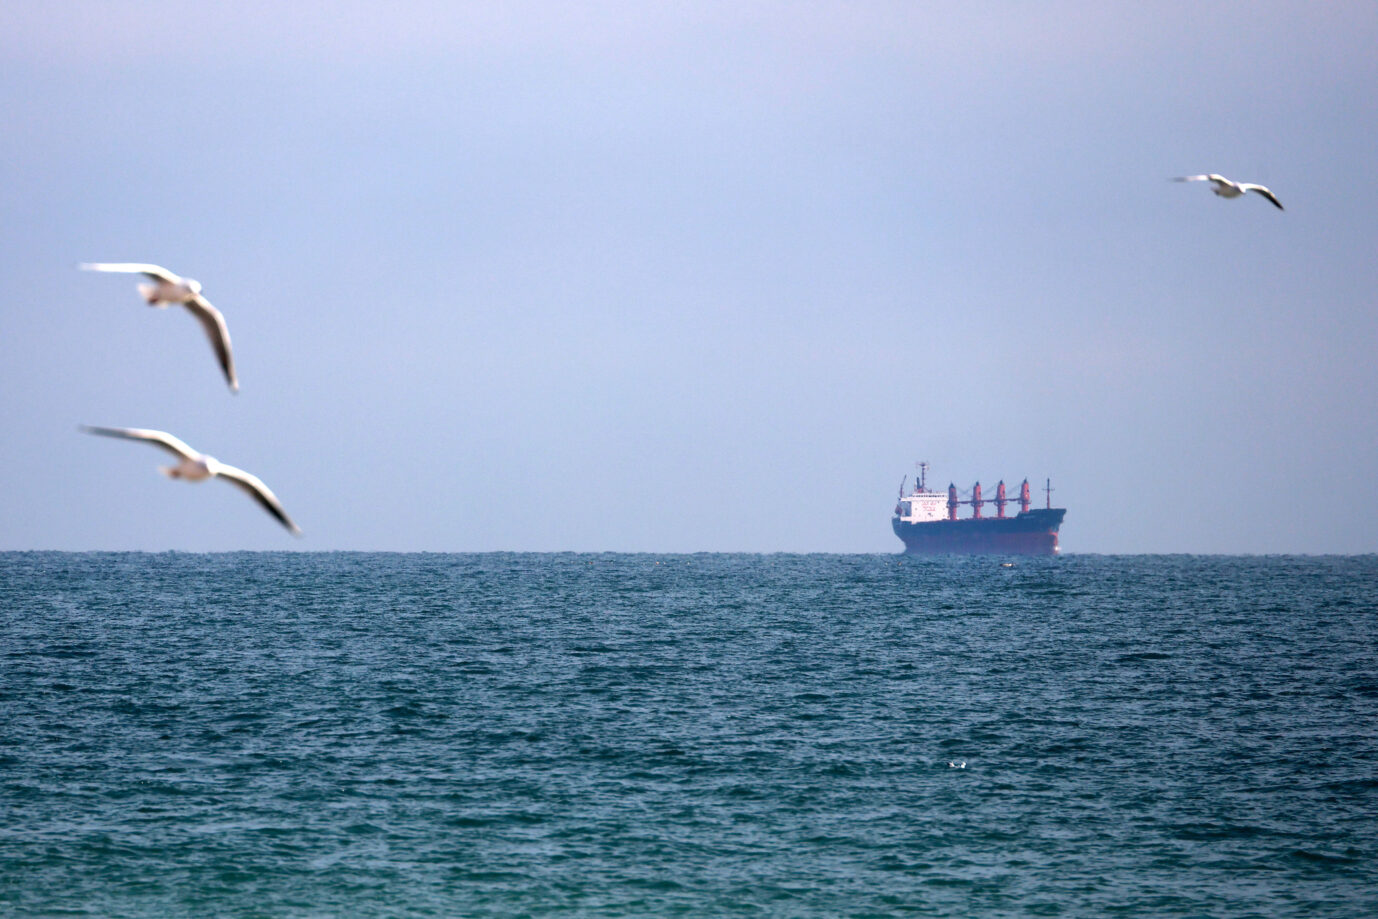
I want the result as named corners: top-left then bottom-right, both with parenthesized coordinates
top-left (80, 425), bottom-right (200, 461)
top-left (214, 463), bottom-right (302, 534)
top-left (185, 294), bottom-right (239, 391)
top-left (1173, 175), bottom-right (1212, 182)
top-left (1241, 184), bottom-right (1284, 210)
top-left (79, 263), bottom-right (183, 284)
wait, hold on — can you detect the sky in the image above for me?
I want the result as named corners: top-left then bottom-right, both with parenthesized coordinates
top-left (1, 1), bottom-right (1376, 553)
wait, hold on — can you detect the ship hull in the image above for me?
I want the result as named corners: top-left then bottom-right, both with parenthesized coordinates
top-left (892, 509), bottom-right (1066, 556)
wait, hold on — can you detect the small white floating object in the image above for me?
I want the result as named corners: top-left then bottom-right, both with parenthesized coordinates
top-left (80, 262), bottom-right (238, 391)
top-left (1173, 174), bottom-right (1284, 210)
top-left (81, 425), bottom-right (300, 534)
top-left (948, 761), bottom-right (966, 769)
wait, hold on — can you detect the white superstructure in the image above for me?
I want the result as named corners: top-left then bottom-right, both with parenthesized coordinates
top-left (894, 461), bottom-right (949, 523)
top-left (897, 490), bottom-right (947, 523)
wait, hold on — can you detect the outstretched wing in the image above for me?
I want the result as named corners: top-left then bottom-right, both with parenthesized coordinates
top-left (80, 425), bottom-right (200, 461)
top-left (1241, 184), bottom-right (1284, 210)
top-left (1173, 174), bottom-right (1236, 188)
top-left (79, 263), bottom-right (183, 284)
top-left (215, 464), bottom-right (302, 534)
top-left (185, 295), bottom-right (239, 392)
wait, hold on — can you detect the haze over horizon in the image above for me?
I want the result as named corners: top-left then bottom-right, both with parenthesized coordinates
top-left (2, 2), bottom-right (1375, 553)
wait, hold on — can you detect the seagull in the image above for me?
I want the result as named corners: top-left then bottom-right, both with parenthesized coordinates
top-left (79, 263), bottom-right (238, 391)
top-left (81, 425), bottom-right (300, 534)
top-left (1173, 174), bottom-right (1284, 210)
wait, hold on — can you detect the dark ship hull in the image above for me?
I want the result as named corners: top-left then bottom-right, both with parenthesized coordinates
top-left (892, 508), bottom-right (1066, 556)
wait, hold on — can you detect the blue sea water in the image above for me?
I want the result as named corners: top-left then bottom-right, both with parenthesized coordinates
top-left (2, 552), bottom-right (1376, 917)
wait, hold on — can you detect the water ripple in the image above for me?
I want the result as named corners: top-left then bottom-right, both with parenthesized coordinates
top-left (1, 552), bottom-right (1376, 917)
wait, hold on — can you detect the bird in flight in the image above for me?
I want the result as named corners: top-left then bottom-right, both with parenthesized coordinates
top-left (80, 263), bottom-right (239, 391)
top-left (1173, 174), bottom-right (1284, 210)
top-left (81, 425), bottom-right (300, 534)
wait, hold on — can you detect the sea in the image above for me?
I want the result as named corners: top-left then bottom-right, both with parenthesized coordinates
top-left (2, 552), bottom-right (1376, 918)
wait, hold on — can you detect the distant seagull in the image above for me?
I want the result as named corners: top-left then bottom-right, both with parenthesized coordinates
top-left (79, 263), bottom-right (238, 391)
top-left (81, 425), bottom-right (300, 534)
top-left (1173, 174), bottom-right (1284, 210)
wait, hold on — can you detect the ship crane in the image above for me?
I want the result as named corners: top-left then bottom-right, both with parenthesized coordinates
top-left (949, 484), bottom-right (979, 520)
top-left (952, 478), bottom-right (1037, 517)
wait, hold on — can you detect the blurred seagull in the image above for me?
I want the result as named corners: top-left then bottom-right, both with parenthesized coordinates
top-left (1173, 175), bottom-right (1284, 210)
top-left (79, 263), bottom-right (238, 391)
top-left (81, 425), bottom-right (300, 534)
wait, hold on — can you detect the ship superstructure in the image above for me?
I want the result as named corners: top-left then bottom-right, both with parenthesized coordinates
top-left (892, 462), bottom-right (1066, 555)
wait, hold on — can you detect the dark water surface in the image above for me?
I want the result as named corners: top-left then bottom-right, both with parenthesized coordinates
top-left (2, 552), bottom-right (1376, 917)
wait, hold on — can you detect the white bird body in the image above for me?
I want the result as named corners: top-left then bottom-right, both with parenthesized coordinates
top-left (80, 263), bottom-right (238, 391)
top-left (82, 425), bottom-right (300, 534)
top-left (1173, 174), bottom-right (1284, 210)
top-left (162, 453), bottom-right (215, 482)
top-left (137, 276), bottom-right (203, 306)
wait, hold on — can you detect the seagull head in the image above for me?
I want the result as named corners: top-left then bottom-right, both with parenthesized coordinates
top-left (186, 278), bottom-right (203, 295)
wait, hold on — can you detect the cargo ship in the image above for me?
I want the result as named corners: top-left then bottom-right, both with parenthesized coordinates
top-left (893, 462), bottom-right (1066, 556)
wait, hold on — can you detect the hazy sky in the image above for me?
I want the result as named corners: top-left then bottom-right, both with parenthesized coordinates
top-left (2, 2), bottom-right (1376, 553)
